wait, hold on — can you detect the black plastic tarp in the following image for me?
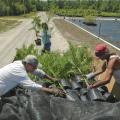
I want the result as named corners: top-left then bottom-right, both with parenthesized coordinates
top-left (0, 91), bottom-right (120, 120)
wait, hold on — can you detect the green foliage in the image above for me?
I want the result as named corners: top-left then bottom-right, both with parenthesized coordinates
top-left (15, 43), bottom-right (93, 80)
top-left (21, 12), bottom-right (37, 18)
top-left (0, 19), bottom-right (21, 32)
top-left (55, 9), bottom-right (97, 17)
top-left (0, 0), bottom-right (120, 16)
top-left (84, 15), bottom-right (96, 24)
top-left (31, 16), bottom-right (41, 32)
top-left (14, 44), bottom-right (38, 61)
top-left (100, 12), bottom-right (120, 17)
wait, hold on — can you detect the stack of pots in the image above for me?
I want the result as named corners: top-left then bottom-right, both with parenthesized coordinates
top-left (59, 75), bottom-right (117, 103)
top-left (60, 79), bottom-right (80, 101)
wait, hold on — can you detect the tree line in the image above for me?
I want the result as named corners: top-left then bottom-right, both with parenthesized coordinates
top-left (0, 0), bottom-right (120, 16)
top-left (0, 0), bottom-right (45, 16)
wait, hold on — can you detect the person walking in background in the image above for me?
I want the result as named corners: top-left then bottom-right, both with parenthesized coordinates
top-left (86, 43), bottom-right (120, 89)
top-left (0, 55), bottom-right (63, 98)
top-left (40, 22), bottom-right (51, 53)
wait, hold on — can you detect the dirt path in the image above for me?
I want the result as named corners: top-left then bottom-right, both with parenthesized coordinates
top-left (0, 19), bottom-right (36, 67)
top-left (38, 12), bottom-right (69, 53)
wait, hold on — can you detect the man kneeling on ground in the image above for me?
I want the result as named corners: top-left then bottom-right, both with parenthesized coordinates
top-left (0, 55), bottom-right (63, 97)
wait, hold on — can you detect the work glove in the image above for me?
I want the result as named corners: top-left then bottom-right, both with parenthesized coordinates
top-left (87, 84), bottom-right (94, 90)
top-left (86, 72), bottom-right (96, 80)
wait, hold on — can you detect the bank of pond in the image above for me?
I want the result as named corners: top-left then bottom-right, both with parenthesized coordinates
top-left (67, 17), bottom-right (120, 49)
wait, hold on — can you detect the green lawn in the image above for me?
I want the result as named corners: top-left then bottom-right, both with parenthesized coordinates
top-left (0, 19), bottom-right (21, 32)
top-left (0, 12), bottom-right (37, 32)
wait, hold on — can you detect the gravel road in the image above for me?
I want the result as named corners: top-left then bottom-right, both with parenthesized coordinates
top-left (0, 18), bottom-right (36, 68)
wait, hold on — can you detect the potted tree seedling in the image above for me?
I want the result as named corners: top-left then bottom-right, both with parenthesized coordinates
top-left (31, 16), bottom-right (42, 45)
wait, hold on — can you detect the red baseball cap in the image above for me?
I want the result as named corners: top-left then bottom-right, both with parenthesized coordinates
top-left (95, 44), bottom-right (107, 53)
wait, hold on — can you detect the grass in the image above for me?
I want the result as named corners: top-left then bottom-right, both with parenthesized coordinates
top-left (0, 19), bottom-right (21, 32)
top-left (83, 15), bottom-right (96, 25)
top-left (0, 12), bottom-right (37, 19)
top-left (20, 12), bottom-right (37, 18)
top-left (0, 12), bottom-right (37, 32)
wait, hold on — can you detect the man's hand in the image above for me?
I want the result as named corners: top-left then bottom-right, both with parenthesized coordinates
top-left (52, 88), bottom-right (65, 97)
top-left (86, 72), bottom-right (96, 80)
top-left (40, 87), bottom-right (65, 97)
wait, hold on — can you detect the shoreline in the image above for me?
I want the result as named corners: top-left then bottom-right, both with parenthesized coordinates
top-left (62, 16), bottom-right (120, 21)
top-left (53, 18), bottom-right (120, 56)
top-left (65, 18), bottom-right (120, 51)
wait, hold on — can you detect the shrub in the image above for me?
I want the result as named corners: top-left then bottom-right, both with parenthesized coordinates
top-left (83, 15), bottom-right (96, 25)
top-left (15, 43), bottom-right (93, 81)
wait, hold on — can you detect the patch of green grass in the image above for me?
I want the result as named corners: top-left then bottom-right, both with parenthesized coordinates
top-left (0, 12), bottom-right (37, 20)
top-left (84, 15), bottom-right (96, 25)
top-left (20, 12), bottom-right (37, 18)
top-left (0, 19), bottom-right (21, 32)
top-left (100, 12), bottom-right (120, 17)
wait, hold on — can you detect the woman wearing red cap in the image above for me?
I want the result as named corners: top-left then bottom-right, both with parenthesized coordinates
top-left (86, 43), bottom-right (120, 88)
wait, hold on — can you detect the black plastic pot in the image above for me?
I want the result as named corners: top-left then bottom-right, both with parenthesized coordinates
top-left (97, 87), bottom-right (106, 95)
top-left (66, 89), bottom-right (80, 102)
top-left (74, 75), bottom-right (84, 86)
top-left (80, 95), bottom-right (88, 102)
top-left (100, 86), bottom-right (108, 93)
top-left (70, 80), bottom-right (82, 90)
top-left (35, 39), bottom-right (41, 45)
top-left (80, 88), bottom-right (88, 95)
top-left (87, 88), bottom-right (105, 101)
top-left (97, 86), bottom-right (109, 95)
top-left (104, 92), bottom-right (117, 103)
top-left (60, 79), bottom-right (71, 89)
top-left (83, 21), bottom-right (97, 26)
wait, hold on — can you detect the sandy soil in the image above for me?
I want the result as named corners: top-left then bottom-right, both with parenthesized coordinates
top-left (0, 18), bottom-right (36, 67)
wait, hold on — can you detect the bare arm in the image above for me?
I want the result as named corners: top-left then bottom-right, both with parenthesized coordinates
top-left (39, 87), bottom-right (54, 94)
top-left (91, 58), bottom-right (117, 88)
top-left (94, 61), bottom-right (107, 76)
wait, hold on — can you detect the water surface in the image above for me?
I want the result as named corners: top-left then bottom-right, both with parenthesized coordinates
top-left (68, 18), bottom-right (120, 48)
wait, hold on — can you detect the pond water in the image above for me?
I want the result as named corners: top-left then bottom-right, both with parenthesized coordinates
top-left (68, 18), bottom-right (120, 49)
